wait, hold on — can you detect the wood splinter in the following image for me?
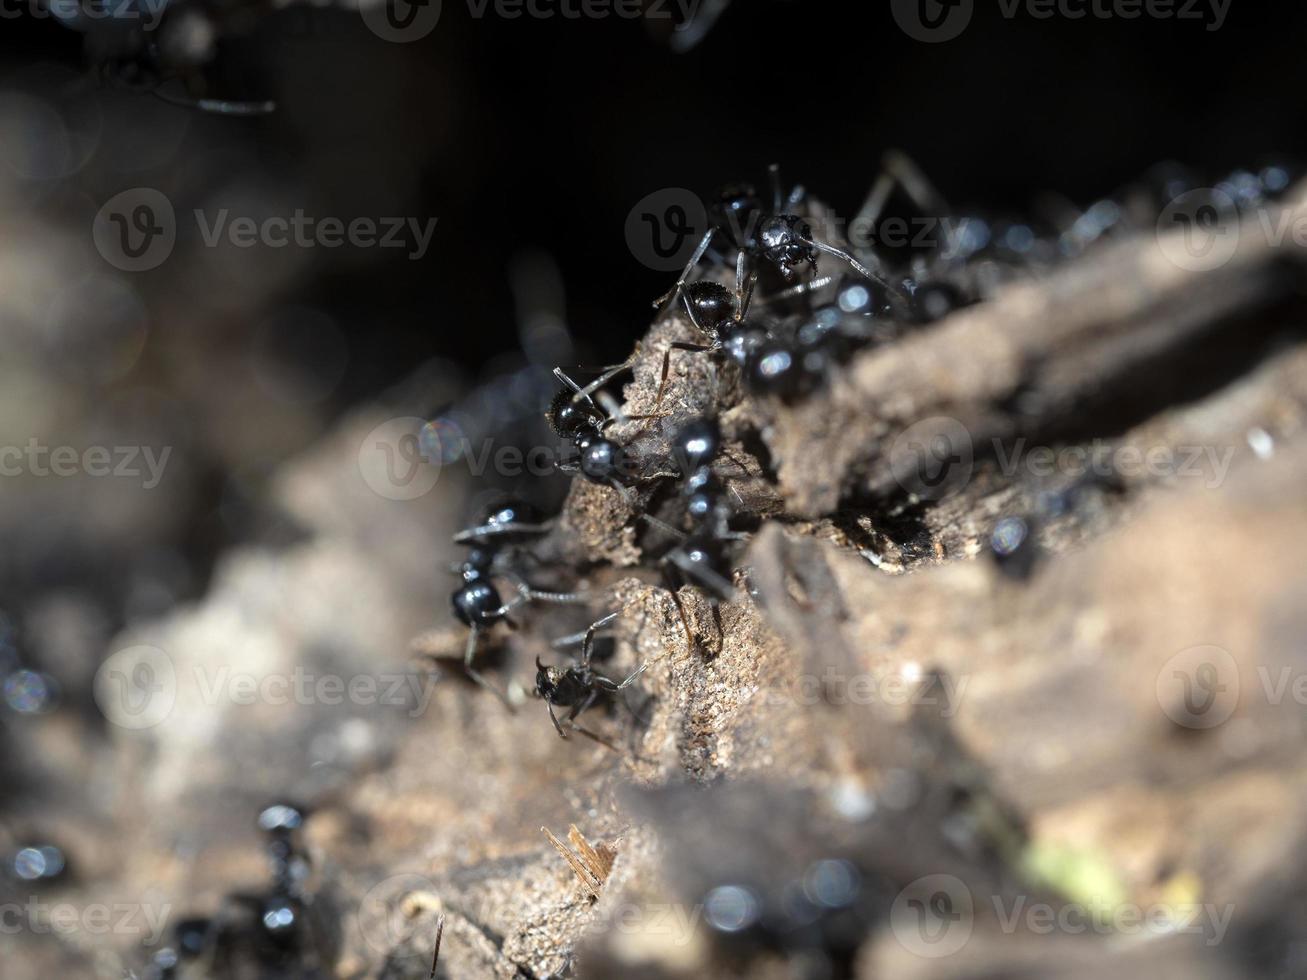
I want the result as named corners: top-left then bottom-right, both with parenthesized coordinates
top-left (542, 824), bottom-right (616, 900)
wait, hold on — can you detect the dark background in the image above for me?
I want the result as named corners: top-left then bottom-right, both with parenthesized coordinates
top-left (5, 0), bottom-right (1304, 379)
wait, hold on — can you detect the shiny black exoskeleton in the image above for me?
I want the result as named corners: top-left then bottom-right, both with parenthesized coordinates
top-left (655, 164), bottom-right (896, 316)
top-left (535, 612), bottom-right (646, 745)
top-left (577, 433), bottom-right (634, 486)
top-left (740, 275), bottom-right (900, 403)
top-left (444, 498), bottom-right (583, 707)
top-left (142, 802), bottom-right (320, 978)
top-left (549, 370), bottom-right (643, 488)
top-left (547, 385), bottom-right (607, 440)
top-left (660, 418), bottom-right (740, 609)
top-left (452, 579), bottom-right (504, 628)
top-left (757, 214), bottom-right (819, 279)
top-left (451, 499), bottom-right (549, 631)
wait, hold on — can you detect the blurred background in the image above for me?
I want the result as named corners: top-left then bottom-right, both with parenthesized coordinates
top-left (5, 0), bottom-right (1306, 625)
top-left (2, 2), bottom-right (1307, 974)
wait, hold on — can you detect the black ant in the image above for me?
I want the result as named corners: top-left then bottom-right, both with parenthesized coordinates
top-left (534, 612), bottom-right (648, 748)
top-left (449, 499), bottom-right (587, 708)
top-left (143, 802), bottom-right (320, 978)
top-left (548, 366), bottom-right (672, 491)
top-left (655, 165), bottom-right (898, 316)
top-left (639, 417), bottom-right (753, 650)
top-left (88, 17), bottom-right (276, 116)
top-left (851, 151), bottom-right (1051, 322)
top-left (736, 275), bottom-right (907, 402)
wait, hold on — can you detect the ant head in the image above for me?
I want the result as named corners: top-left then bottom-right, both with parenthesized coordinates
top-left (535, 659), bottom-right (565, 701)
top-left (547, 387), bottom-right (605, 438)
top-left (758, 215), bottom-right (816, 276)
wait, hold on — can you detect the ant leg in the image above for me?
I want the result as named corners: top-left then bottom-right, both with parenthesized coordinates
top-left (596, 390), bottom-right (628, 427)
top-left (581, 612), bottom-right (621, 667)
top-left (546, 700), bottom-right (568, 738)
top-left (667, 548), bottom-right (736, 603)
top-left (854, 150), bottom-right (950, 231)
top-left (661, 564), bottom-right (696, 653)
top-left (809, 240), bottom-right (908, 303)
top-left (554, 366), bottom-right (609, 414)
top-left (768, 163), bottom-right (784, 213)
top-left (771, 274), bottom-right (835, 302)
top-left (562, 357), bottom-right (640, 406)
top-left (552, 611), bottom-right (620, 652)
top-left (653, 228), bottom-right (716, 310)
top-left (884, 150), bottom-right (951, 214)
top-left (429, 915), bottom-right (445, 980)
top-left (652, 341), bottom-right (716, 416)
top-left (453, 520), bottom-right (553, 544)
top-left (563, 692), bottom-right (622, 751)
top-left (736, 267), bottom-right (758, 322)
top-left (152, 84), bottom-right (277, 116)
top-left (594, 660), bottom-right (649, 692)
top-left (518, 586), bottom-right (591, 606)
top-left (463, 627), bottom-right (515, 710)
top-left (639, 512), bottom-right (688, 541)
top-left (501, 574), bottom-right (589, 609)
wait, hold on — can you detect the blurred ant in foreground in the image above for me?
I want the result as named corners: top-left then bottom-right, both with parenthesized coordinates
top-left (81, 8), bottom-right (276, 115)
top-left (849, 151), bottom-right (1052, 322)
top-left (654, 165), bottom-right (899, 316)
top-left (535, 612), bottom-right (649, 749)
top-left (142, 803), bottom-right (325, 978)
top-left (448, 499), bottom-right (589, 707)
